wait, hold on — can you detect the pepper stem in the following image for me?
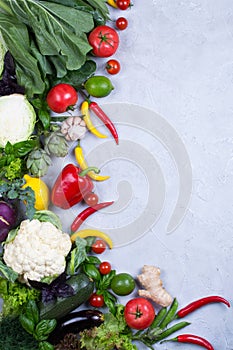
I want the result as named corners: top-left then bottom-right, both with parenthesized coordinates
top-left (79, 167), bottom-right (100, 177)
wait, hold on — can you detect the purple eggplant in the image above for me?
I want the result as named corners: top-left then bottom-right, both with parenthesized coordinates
top-left (0, 200), bottom-right (17, 242)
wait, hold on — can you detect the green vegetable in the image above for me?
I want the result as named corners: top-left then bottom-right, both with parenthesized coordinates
top-left (33, 210), bottom-right (62, 230)
top-left (0, 277), bottom-right (40, 316)
top-left (80, 304), bottom-right (137, 350)
top-left (20, 300), bottom-right (56, 348)
top-left (0, 0), bottom-right (109, 97)
top-left (39, 273), bottom-right (94, 320)
top-left (0, 31), bottom-right (7, 76)
top-left (111, 273), bottom-right (136, 296)
top-left (0, 94), bottom-right (36, 147)
top-left (84, 75), bottom-right (114, 97)
top-left (0, 260), bottom-right (18, 283)
top-left (0, 316), bottom-right (39, 350)
top-left (67, 237), bottom-right (88, 275)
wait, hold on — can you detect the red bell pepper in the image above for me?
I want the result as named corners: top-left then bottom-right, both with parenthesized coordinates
top-left (51, 164), bottom-right (98, 209)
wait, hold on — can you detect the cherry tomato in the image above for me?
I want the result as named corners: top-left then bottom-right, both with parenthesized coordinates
top-left (106, 59), bottom-right (121, 75)
top-left (99, 261), bottom-right (111, 275)
top-left (116, 17), bottom-right (128, 30)
top-left (124, 298), bottom-right (155, 330)
top-left (89, 293), bottom-right (104, 308)
top-left (92, 239), bottom-right (107, 254)
top-left (116, 0), bottom-right (130, 10)
top-left (88, 25), bottom-right (119, 57)
top-left (84, 192), bottom-right (99, 206)
top-left (46, 83), bottom-right (78, 113)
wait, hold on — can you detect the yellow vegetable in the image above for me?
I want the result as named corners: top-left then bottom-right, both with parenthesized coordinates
top-left (74, 144), bottom-right (110, 182)
top-left (22, 174), bottom-right (50, 211)
top-left (107, 0), bottom-right (118, 8)
top-left (70, 229), bottom-right (113, 249)
top-left (81, 101), bottom-right (107, 139)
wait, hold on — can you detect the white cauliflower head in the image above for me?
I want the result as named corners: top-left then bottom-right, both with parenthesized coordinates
top-left (3, 219), bottom-right (72, 283)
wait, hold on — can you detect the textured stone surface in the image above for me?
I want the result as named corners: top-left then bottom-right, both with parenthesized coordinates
top-left (99, 1), bottom-right (233, 348)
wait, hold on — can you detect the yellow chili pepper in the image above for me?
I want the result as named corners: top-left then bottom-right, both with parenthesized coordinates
top-left (81, 101), bottom-right (107, 139)
top-left (74, 144), bottom-right (110, 182)
top-left (70, 229), bottom-right (113, 249)
top-left (107, 0), bottom-right (118, 8)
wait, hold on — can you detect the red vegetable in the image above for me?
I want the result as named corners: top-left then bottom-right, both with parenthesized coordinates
top-left (116, 17), bottom-right (128, 30)
top-left (51, 164), bottom-right (97, 209)
top-left (177, 295), bottom-right (230, 318)
top-left (46, 83), bottom-right (78, 113)
top-left (89, 293), bottom-right (104, 308)
top-left (71, 201), bottom-right (114, 232)
top-left (92, 240), bottom-right (107, 254)
top-left (84, 192), bottom-right (99, 207)
top-left (163, 334), bottom-right (214, 350)
top-left (106, 59), bottom-right (121, 75)
top-left (116, 0), bottom-right (130, 10)
top-left (88, 25), bottom-right (119, 58)
top-left (99, 261), bottom-right (111, 274)
top-left (89, 101), bottom-right (119, 144)
top-left (124, 298), bottom-right (155, 330)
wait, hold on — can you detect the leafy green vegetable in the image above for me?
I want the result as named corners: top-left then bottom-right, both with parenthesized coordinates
top-left (0, 260), bottom-right (18, 282)
top-left (0, 316), bottom-right (39, 350)
top-left (20, 300), bottom-right (56, 348)
top-left (0, 277), bottom-right (40, 316)
top-left (67, 237), bottom-right (88, 275)
top-left (0, 0), bottom-right (109, 97)
top-left (33, 210), bottom-right (62, 230)
top-left (80, 304), bottom-right (137, 350)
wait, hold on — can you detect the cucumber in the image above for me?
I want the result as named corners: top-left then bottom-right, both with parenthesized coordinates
top-left (39, 273), bottom-right (94, 320)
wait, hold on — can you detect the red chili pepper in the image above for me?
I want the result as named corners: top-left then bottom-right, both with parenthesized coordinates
top-left (89, 101), bottom-right (119, 145)
top-left (162, 334), bottom-right (214, 350)
top-left (51, 164), bottom-right (98, 209)
top-left (71, 201), bottom-right (114, 232)
top-left (177, 296), bottom-right (230, 318)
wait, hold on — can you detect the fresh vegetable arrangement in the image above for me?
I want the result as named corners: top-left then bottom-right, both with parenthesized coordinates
top-left (0, 1), bottom-right (231, 349)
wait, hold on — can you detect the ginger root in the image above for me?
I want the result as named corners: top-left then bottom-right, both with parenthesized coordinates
top-left (137, 265), bottom-right (173, 307)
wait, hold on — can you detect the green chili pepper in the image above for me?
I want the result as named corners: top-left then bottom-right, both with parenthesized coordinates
top-left (155, 321), bottom-right (191, 342)
top-left (150, 307), bottom-right (167, 329)
top-left (159, 298), bottom-right (178, 329)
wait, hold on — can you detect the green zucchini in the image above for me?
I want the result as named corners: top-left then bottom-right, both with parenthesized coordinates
top-left (39, 273), bottom-right (94, 320)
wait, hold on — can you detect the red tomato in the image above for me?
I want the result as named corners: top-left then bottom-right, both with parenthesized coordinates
top-left (84, 192), bottom-right (99, 206)
top-left (116, 17), bottom-right (128, 30)
top-left (99, 261), bottom-right (111, 275)
top-left (92, 239), bottom-right (107, 254)
top-left (116, 0), bottom-right (130, 10)
top-left (88, 25), bottom-right (119, 58)
top-left (89, 293), bottom-right (104, 308)
top-left (46, 83), bottom-right (78, 113)
top-left (124, 298), bottom-right (155, 330)
top-left (106, 59), bottom-right (121, 75)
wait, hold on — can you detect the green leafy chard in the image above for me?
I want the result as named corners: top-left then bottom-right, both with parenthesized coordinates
top-left (0, 0), bottom-right (109, 97)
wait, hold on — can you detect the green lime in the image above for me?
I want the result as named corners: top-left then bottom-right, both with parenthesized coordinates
top-left (111, 273), bottom-right (136, 296)
top-left (84, 75), bottom-right (114, 97)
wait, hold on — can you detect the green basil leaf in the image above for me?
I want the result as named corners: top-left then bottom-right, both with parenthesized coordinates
top-left (13, 140), bottom-right (38, 157)
top-left (83, 263), bottom-right (101, 281)
top-left (35, 319), bottom-right (57, 341)
top-left (38, 108), bottom-right (51, 130)
top-left (39, 341), bottom-right (55, 350)
top-left (19, 314), bottom-right (35, 335)
top-left (39, 342), bottom-right (54, 350)
top-left (86, 255), bottom-right (101, 265)
top-left (25, 300), bottom-right (40, 325)
top-left (4, 141), bottom-right (14, 155)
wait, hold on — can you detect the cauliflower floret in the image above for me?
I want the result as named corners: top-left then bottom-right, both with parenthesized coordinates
top-left (3, 219), bottom-right (72, 283)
